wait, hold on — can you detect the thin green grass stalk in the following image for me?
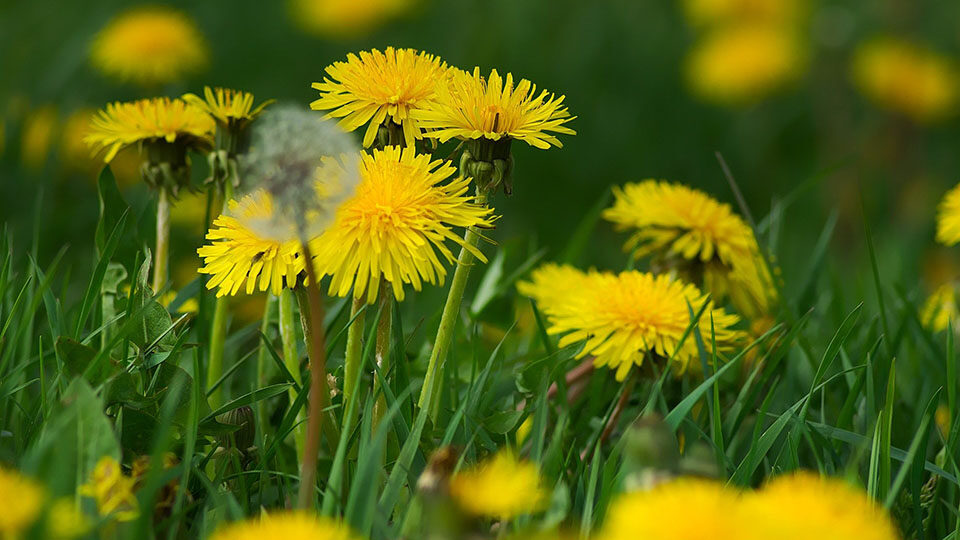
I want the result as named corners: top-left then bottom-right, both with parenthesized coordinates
top-left (279, 287), bottom-right (305, 461)
top-left (152, 186), bottom-right (170, 293)
top-left (372, 282), bottom-right (393, 430)
top-left (256, 294), bottom-right (276, 443)
top-left (207, 181), bottom-right (234, 409)
top-left (343, 296), bottom-right (366, 431)
top-left (418, 190), bottom-right (489, 421)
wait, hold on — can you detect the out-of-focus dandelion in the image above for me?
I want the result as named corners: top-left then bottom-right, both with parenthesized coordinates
top-left (78, 456), bottom-right (139, 523)
top-left (682, 0), bottom-right (804, 27)
top-left (59, 108), bottom-right (102, 176)
top-left (90, 6), bottom-right (208, 87)
top-left (685, 24), bottom-right (806, 105)
top-left (0, 467), bottom-right (46, 538)
top-left (311, 48), bottom-right (448, 148)
top-left (209, 512), bottom-right (359, 540)
top-left (21, 105), bottom-right (58, 171)
top-left (852, 37), bottom-right (959, 123)
top-left (288, 0), bottom-right (414, 39)
top-left (921, 282), bottom-right (958, 332)
top-left (519, 264), bottom-right (744, 380)
top-left (448, 450), bottom-right (547, 520)
top-left (45, 498), bottom-right (90, 540)
top-left (937, 182), bottom-right (960, 246)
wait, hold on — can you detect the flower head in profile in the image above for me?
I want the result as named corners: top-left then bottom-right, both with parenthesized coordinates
top-left (183, 87), bottom-right (274, 134)
top-left (518, 264), bottom-right (744, 380)
top-left (686, 24), bottom-right (806, 105)
top-left (84, 97), bottom-right (214, 163)
top-left (449, 450), bottom-right (547, 520)
top-left (853, 37), bottom-right (959, 123)
top-left (740, 472), bottom-right (899, 540)
top-left (922, 283), bottom-right (958, 333)
top-left (312, 145), bottom-right (494, 303)
top-left (209, 512), bottom-right (359, 540)
top-left (311, 48), bottom-right (449, 148)
top-left (78, 456), bottom-right (139, 522)
top-left (414, 67), bottom-right (576, 150)
top-left (198, 190), bottom-right (306, 297)
top-left (0, 467), bottom-right (46, 537)
top-left (90, 6), bottom-right (208, 86)
top-left (604, 180), bottom-right (776, 319)
top-left (598, 478), bottom-right (739, 540)
top-left (290, 0), bottom-right (414, 39)
top-left (937, 182), bottom-right (960, 246)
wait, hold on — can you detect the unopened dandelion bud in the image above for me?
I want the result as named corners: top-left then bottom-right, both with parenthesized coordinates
top-left (217, 405), bottom-right (256, 453)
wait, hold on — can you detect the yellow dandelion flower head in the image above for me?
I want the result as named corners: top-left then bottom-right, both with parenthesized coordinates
top-left (312, 145), bottom-right (494, 303)
top-left (686, 24), bottom-right (806, 105)
top-left (198, 190), bottom-right (305, 297)
top-left (518, 264), bottom-right (744, 380)
top-left (0, 467), bottom-right (46, 536)
top-left (741, 471), bottom-right (899, 540)
top-left (449, 450), bottom-right (547, 520)
top-left (78, 456), bottom-right (139, 522)
top-left (60, 108), bottom-right (102, 175)
top-left (84, 97), bottom-right (214, 163)
top-left (183, 87), bottom-right (273, 131)
top-left (46, 498), bottom-right (91, 540)
top-left (853, 37), bottom-right (960, 123)
top-left (311, 47), bottom-right (449, 148)
top-left (598, 478), bottom-right (739, 540)
top-left (921, 282), bottom-right (958, 333)
top-left (413, 67), bottom-right (576, 149)
top-left (21, 104), bottom-right (58, 171)
top-left (209, 512), bottom-right (359, 540)
top-left (937, 182), bottom-right (960, 246)
top-left (604, 180), bottom-right (776, 318)
top-left (90, 6), bottom-right (208, 86)
top-left (289, 0), bottom-right (415, 39)
top-left (683, 0), bottom-right (804, 27)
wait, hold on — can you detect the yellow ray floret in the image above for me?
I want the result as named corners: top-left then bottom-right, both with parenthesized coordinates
top-left (90, 6), bottom-right (208, 86)
top-left (209, 512), bottom-right (359, 540)
top-left (198, 190), bottom-right (305, 297)
top-left (604, 179), bottom-right (776, 318)
top-left (449, 450), bottom-right (547, 520)
top-left (413, 67), bottom-right (576, 149)
top-left (311, 48), bottom-right (449, 148)
top-left (518, 264), bottom-right (744, 380)
top-left (84, 97), bottom-right (214, 162)
top-left (183, 86), bottom-right (273, 129)
top-left (937, 182), bottom-right (960, 246)
top-left (312, 146), bottom-right (495, 303)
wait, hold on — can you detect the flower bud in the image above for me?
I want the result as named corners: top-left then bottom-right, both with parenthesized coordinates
top-left (217, 405), bottom-right (256, 453)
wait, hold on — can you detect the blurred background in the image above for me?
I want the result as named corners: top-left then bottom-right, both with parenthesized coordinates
top-left (3, 0), bottom-right (960, 316)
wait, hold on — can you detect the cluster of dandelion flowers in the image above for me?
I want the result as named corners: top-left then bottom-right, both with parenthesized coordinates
top-left (198, 190), bottom-right (306, 297)
top-left (685, 24), bottom-right (806, 105)
top-left (209, 512), bottom-right (359, 540)
top-left (598, 479), bottom-right (740, 540)
top-left (183, 86), bottom-right (274, 135)
top-left (311, 48), bottom-right (449, 148)
top-left (0, 467), bottom-right (46, 537)
top-left (311, 145), bottom-right (495, 303)
top-left (90, 6), bottom-right (208, 86)
top-left (603, 180), bottom-right (776, 318)
top-left (519, 264), bottom-right (744, 380)
top-left (852, 37), bottom-right (959, 123)
top-left (740, 472), bottom-right (899, 540)
top-left (448, 450), bottom-right (547, 520)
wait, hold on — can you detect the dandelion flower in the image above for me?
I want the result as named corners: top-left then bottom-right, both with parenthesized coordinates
top-left (683, 0), bottom-right (803, 27)
top-left (518, 264), bottom-right (744, 380)
top-left (0, 467), bottom-right (46, 537)
top-left (311, 48), bottom-right (449, 148)
top-left (853, 37), bottom-right (959, 123)
top-left (921, 283), bottom-right (958, 333)
top-left (311, 146), bottom-right (494, 303)
top-left (21, 104), bottom-right (58, 171)
top-left (449, 450), bottom-right (547, 520)
top-left (209, 512), bottom-right (359, 540)
top-left (598, 478), bottom-right (740, 540)
top-left (46, 498), bottom-right (90, 540)
top-left (937, 183), bottom-right (960, 246)
top-left (289, 0), bottom-right (414, 39)
top-left (78, 456), bottom-right (139, 522)
top-left (198, 190), bottom-right (306, 297)
top-left (183, 86), bottom-right (273, 133)
top-left (414, 67), bottom-right (576, 150)
top-left (603, 180), bottom-right (776, 319)
top-left (90, 6), bottom-right (208, 86)
top-left (686, 24), bottom-right (805, 105)
top-left (741, 471), bottom-right (899, 540)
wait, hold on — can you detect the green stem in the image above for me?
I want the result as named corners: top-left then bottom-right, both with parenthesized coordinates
top-left (207, 181), bottom-right (234, 409)
top-left (342, 296), bottom-right (366, 433)
top-left (255, 294), bottom-right (276, 443)
top-left (279, 287), bottom-right (305, 461)
top-left (418, 190), bottom-right (489, 421)
top-left (373, 282), bottom-right (393, 430)
top-left (152, 187), bottom-right (170, 293)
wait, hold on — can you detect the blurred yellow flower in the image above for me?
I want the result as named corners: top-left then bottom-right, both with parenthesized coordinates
top-left (683, 0), bottom-right (803, 27)
top-left (21, 105), bottom-right (58, 171)
top-left (311, 47), bottom-right (449, 148)
top-left (78, 456), bottom-right (139, 522)
top-left (311, 146), bottom-right (494, 303)
top-left (183, 87), bottom-right (273, 132)
top-left (937, 182), bottom-right (960, 246)
top-left (170, 189), bottom-right (215, 228)
top-left (853, 37), bottom-right (959, 123)
top-left (90, 6), bottom-right (208, 86)
top-left (921, 282), bottom-right (958, 332)
top-left (209, 512), bottom-right (359, 540)
top-left (686, 24), bottom-right (805, 105)
top-left (414, 67), bottom-right (576, 149)
top-left (598, 478), bottom-right (739, 540)
top-left (603, 180), bottom-right (776, 319)
top-left (518, 264), bottom-right (744, 380)
top-left (449, 450), bottom-right (547, 520)
top-left (59, 108), bottom-right (103, 176)
top-left (0, 467), bottom-right (46, 537)
top-left (740, 471), bottom-right (899, 540)
top-left (46, 498), bottom-right (90, 540)
top-left (198, 190), bottom-right (305, 297)
top-left (289, 0), bottom-right (414, 39)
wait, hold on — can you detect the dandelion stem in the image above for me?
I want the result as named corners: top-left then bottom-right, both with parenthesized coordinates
top-left (207, 181), bottom-right (234, 409)
top-left (342, 296), bottom-right (366, 433)
top-left (279, 288), bottom-right (306, 461)
top-left (418, 190), bottom-right (489, 421)
top-left (373, 281), bottom-right (393, 430)
top-left (152, 187), bottom-right (170, 293)
top-left (255, 294), bottom-right (276, 442)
